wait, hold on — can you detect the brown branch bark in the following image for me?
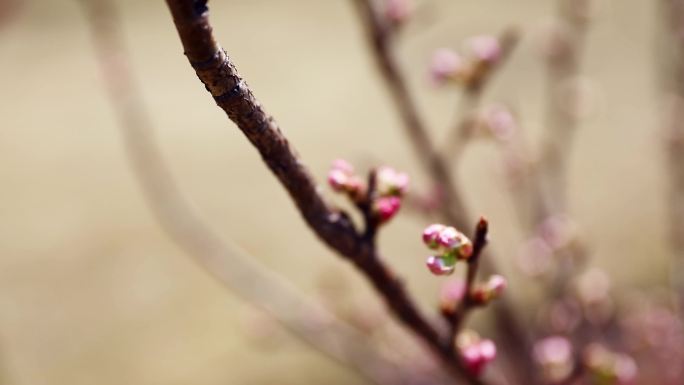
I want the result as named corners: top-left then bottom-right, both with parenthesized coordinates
top-left (80, 1), bottom-right (426, 383)
top-left (349, 1), bottom-right (538, 384)
top-left (162, 0), bottom-right (487, 383)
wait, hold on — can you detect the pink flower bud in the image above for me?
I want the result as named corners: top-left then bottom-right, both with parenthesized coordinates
top-left (429, 49), bottom-right (464, 85)
top-left (328, 168), bottom-right (349, 192)
top-left (467, 35), bottom-right (502, 65)
top-left (480, 104), bottom-right (517, 142)
top-left (332, 158), bottom-right (354, 174)
top-left (487, 275), bottom-right (507, 297)
top-left (440, 279), bottom-right (466, 314)
top-left (534, 336), bottom-right (574, 383)
top-left (471, 275), bottom-right (507, 304)
top-left (460, 338), bottom-right (497, 377)
top-left (384, 0), bottom-right (412, 24)
top-left (376, 166), bottom-right (409, 197)
top-left (426, 255), bottom-right (455, 276)
top-left (437, 227), bottom-right (473, 260)
top-left (373, 196), bottom-right (402, 223)
top-left (423, 224), bottom-right (446, 249)
top-left (584, 344), bottom-right (638, 385)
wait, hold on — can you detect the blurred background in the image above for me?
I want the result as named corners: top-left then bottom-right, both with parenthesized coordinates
top-left (0, 0), bottom-right (671, 384)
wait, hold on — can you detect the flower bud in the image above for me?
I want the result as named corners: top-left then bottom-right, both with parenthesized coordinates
top-left (471, 275), bottom-right (507, 304)
top-left (426, 255), bottom-right (456, 276)
top-left (457, 331), bottom-right (497, 377)
top-left (429, 49), bottom-right (465, 86)
top-left (534, 336), bottom-right (574, 383)
top-left (436, 227), bottom-right (473, 260)
top-left (384, 0), bottom-right (412, 25)
top-left (423, 224), bottom-right (446, 249)
top-left (584, 344), bottom-right (637, 385)
top-left (376, 166), bottom-right (409, 197)
top-left (476, 104), bottom-right (517, 142)
top-left (467, 35), bottom-right (502, 66)
top-left (373, 196), bottom-right (402, 223)
top-left (440, 279), bottom-right (466, 314)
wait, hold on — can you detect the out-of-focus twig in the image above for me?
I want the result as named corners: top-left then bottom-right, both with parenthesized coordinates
top-left (537, 0), bottom-right (590, 220)
top-left (79, 1), bottom-right (422, 384)
top-left (443, 28), bottom-right (521, 161)
top-left (350, 1), bottom-right (538, 384)
top-left (659, 0), bottom-right (684, 314)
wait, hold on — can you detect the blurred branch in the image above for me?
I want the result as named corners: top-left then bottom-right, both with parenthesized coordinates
top-left (537, 0), bottom-right (590, 220)
top-left (350, 1), bottom-right (538, 384)
top-left (659, 0), bottom-right (684, 314)
top-left (79, 1), bottom-right (423, 384)
top-left (443, 28), bottom-right (521, 161)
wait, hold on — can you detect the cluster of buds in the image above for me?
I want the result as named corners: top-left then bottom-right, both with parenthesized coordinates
top-left (429, 34), bottom-right (503, 88)
top-left (457, 330), bottom-right (497, 377)
top-left (533, 336), bottom-right (574, 383)
top-left (423, 224), bottom-right (473, 275)
top-left (583, 344), bottom-right (637, 385)
top-left (470, 274), bottom-right (507, 305)
top-left (328, 160), bottom-right (409, 224)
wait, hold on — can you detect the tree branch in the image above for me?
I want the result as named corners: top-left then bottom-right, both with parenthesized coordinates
top-left (349, 1), bottom-right (538, 384)
top-left (81, 1), bottom-right (423, 383)
top-left (162, 0), bottom-right (482, 382)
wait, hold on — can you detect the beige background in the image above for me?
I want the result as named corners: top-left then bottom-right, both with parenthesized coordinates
top-left (0, 0), bottom-right (669, 384)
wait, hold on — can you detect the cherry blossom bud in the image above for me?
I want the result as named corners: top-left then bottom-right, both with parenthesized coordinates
top-left (423, 224), bottom-right (446, 249)
top-left (467, 35), bottom-right (502, 65)
top-left (328, 168), bottom-right (350, 192)
top-left (477, 104), bottom-right (518, 142)
top-left (472, 274), bottom-right (507, 304)
top-left (438, 228), bottom-right (473, 260)
top-left (332, 158), bottom-right (354, 174)
top-left (457, 332), bottom-right (497, 377)
top-left (373, 196), bottom-right (402, 223)
top-left (426, 255), bottom-right (455, 276)
top-left (384, 0), bottom-right (412, 25)
top-left (429, 48), bottom-right (465, 85)
top-left (376, 166), bottom-right (409, 197)
top-left (328, 159), bottom-right (366, 200)
top-left (440, 279), bottom-right (466, 314)
top-left (534, 336), bottom-right (574, 383)
top-left (584, 344), bottom-right (637, 385)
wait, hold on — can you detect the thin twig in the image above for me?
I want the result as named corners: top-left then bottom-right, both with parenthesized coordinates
top-left (446, 218), bottom-right (489, 355)
top-left (443, 28), bottom-right (521, 161)
top-left (350, 1), bottom-right (538, 384)
top-left (658, 0), bottom-right (684, 315)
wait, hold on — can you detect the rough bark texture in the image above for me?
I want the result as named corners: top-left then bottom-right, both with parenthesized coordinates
top-left (164, 0), bottom-right (480, 383)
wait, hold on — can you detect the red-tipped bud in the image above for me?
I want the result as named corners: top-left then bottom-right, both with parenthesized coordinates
top-left (457, 332), bottom-right (497, 377)
top-left (471, 275), bottom-right (507, 305)
top-left (373, 196), bottom-right (402, 223)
